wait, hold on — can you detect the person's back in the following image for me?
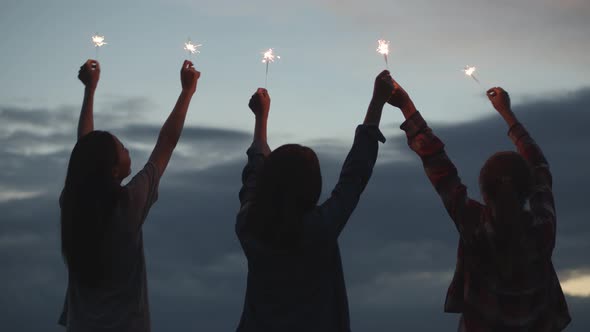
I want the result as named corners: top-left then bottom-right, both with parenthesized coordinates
top-left (236, 73), bottom-right (392, 332)
top-left (449, 206), bottom-right (568, 330)
top-left (388, 83), bottom-right (571, 331)
top-left (61, 170), bottom-right (157, 331)
top-left (59, 59), bottom-right (200, 331)
top-left (238, 235), bottom-right (348, 331)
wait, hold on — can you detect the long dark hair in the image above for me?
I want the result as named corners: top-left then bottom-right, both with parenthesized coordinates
top-left (61, 131), bottom-right (120, 286)
top-left (479, 151), bottom-right (535, 277)
top-left (247, 144), bottom-right (322, 250)
top-left (479, 151), bottom-right (533, 231)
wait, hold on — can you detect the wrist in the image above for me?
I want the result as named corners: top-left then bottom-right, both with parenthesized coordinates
top-left (370, 97), bottom-right (387, 107)
top-left (400, 100), bottom-right (417, 116)
top-left (84, 86), bottom-right (96, 95)
top-left (501, 110), bottom-right (517, 126)
top-left (181, 88), bottom-right (195, 97)
top-left (255, 113), bottom-right (269, 122)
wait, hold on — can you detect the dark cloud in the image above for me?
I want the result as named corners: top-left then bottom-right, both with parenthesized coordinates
top-left (1, 88), bottom-right (589, 331)
top-left (120, 125), bottom-right (250, 143)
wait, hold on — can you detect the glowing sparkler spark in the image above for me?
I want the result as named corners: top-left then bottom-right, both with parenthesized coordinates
top-left (262, 48), bottom-right (280, 64)
top-left (184, 40), bottom-right (202, 55)
top-left (377, 40), bottom-right (390, 56)
top-left (463, 65), bottom-right (480, 84)
top-left (261, 48), bottom-right (280, 88)
top-left (91, 34), bottom-right (107, 48)
top-left (377, 39), bottom-right (390, 69)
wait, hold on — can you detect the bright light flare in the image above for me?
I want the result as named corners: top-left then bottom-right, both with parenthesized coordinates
top-left (463, 65), bottom-right (480, 84)
top-left (377, 40), bottom-right (390, 56)
top-left (262, 48), bottom-right (280, 64)
top-left (91, 34), bottom-right (107, 48)
top-left (377, 39), bottom-right (390, 69)
top-left (184, 40), bottom-right (202, 55)
top-left (463, 65), bottom-right (477, 77)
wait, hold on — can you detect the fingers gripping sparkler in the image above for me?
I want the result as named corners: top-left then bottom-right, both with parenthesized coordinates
top-left (262, 48), bottom-right (280, 88)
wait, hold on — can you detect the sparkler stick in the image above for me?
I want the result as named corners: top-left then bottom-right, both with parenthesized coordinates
top-left (463, 65), bottom-right (490, 94)
top-left (91, 34), bottom-right (107, 60)
top-left (377, 40), bottom-right (390, 69)
top-left (262, 48), bottom-right (280, 88)
top-left (183, 38), bottom-right (202, 61)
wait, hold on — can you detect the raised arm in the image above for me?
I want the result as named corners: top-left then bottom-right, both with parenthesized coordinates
top-left (238, 89), bottom-right (271, 206)
top-left (308, 71), bottom-right (390, 240)
top-left (249, 88), bottom-right (271, 156)
top-left (487, 87), bottom-right (556, 249)
top-left (77, 60), bottom-right (100, 139)
top-left (236, 89), bottom-right (271, 234)
top-left (148, 60), bottom-right (200, 178)
top-left (393, 79), bottom-right (483, 241)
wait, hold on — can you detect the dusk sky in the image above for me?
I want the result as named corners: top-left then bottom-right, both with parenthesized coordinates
top-left (1, 0), bottom-right (589, 331)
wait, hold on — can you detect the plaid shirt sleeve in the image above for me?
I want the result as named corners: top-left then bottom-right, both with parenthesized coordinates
top-left (236, 141), bottom-right (271, 235)
top-left (508, 123), bottom-right (556, 252)
top-left (400, 112), bottom-right (483, 243)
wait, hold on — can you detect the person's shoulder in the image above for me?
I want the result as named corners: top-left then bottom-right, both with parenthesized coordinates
top-left (109, 187), bottom-right (143, 234)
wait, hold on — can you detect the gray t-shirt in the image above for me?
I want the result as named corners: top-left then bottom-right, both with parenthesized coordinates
top-left (58, 162), bottom-right (160, 332)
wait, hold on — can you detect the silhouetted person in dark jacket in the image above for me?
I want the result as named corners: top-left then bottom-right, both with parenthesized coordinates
top-left (389, 81), bottom-right (571, 331)
top-left (59, 59), bottom-right (200, 332)
top-left (235, 71), bottom-right (394, 332)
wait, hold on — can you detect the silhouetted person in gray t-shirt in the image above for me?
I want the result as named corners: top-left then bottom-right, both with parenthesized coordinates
top-left (59, 59), bottom-right (200, 332)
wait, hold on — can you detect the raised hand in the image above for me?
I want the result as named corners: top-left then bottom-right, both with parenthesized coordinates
top-left (372, 70), bottom-right (395, 105)
top-left (487, 87), bottom-right (511, 114)
top-left (248, 88), bottom-right (271, 119)
top-left (387, 78), bottom-right (413, 110)
top-left (181, 60), bottom-right (201, 94)
top-left (78, 60), bottom-right (100, 90)
top-left (487, 87), bottom-right (518, 127)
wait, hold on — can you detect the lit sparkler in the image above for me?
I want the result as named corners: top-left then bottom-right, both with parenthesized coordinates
top-left (92, 34), bottom-right (107, 47)
top-left (262, 48), bottom-right (280, 88)
top-left (184, 39), bottom-right (202, 60)
top-left (463, 65), bottom-right (480, 84)
top-left (377, 40), bottom-right (390, 69)
top-left (91, 34), bottom-right (107, 60)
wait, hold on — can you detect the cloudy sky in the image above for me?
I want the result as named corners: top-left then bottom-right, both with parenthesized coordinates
top-left (1, 0), bottom-right (589, 331)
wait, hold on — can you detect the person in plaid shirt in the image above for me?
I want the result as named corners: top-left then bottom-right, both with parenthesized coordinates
top-left (388, 83), bottom-right (571, 331)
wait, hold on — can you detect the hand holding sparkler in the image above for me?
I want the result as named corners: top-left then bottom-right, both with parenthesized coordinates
top-left (372, 70), bottom-right (396, 105)
top-left (249, 88), bottom-right (271, 149)
top-left (181, 60), bottom-right (200, 94)
top-left (487, 87), bottom-right (519, 128)
top-left (249, 88), bottom-right (271, 119)
top-left (364, 70), bottom-right (394, 127)
top-left (386, 76), bottom-right (417, 119)
top-left (78, 60), bottom-right (100, 91)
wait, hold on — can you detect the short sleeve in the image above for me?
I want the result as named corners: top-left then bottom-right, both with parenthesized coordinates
top-left (124, 162), bottom-right (161, 231)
